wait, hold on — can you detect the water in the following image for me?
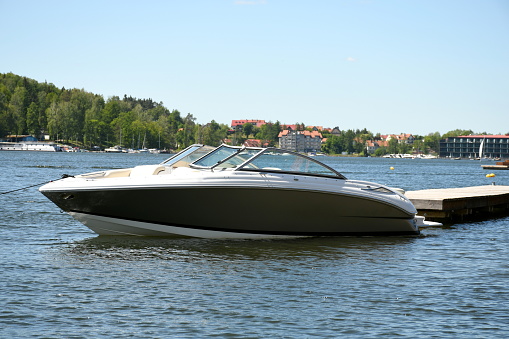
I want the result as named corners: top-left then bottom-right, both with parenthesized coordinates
top-left (1, 152), bottom-right (508, 338)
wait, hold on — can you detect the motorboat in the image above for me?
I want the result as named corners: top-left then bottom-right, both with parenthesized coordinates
top-left (39, 144), bottom-right (433, 238)
top-left (104, 145), bottom-right (124, 153)
top-left (0, 141), bottom-right (61, 152)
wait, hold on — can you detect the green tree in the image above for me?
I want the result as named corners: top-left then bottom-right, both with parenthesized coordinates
top-left (322, 135), bottom-right (342, 154)
top-left (26, 102), bottom-right (40, 136)
top-left (242, 123), bottom-right (254, 138)
top-left (442, 129), bottom-right (474, 138)
top-left (46, 101), bottom-right (63, 140)
top-left (9, 86), bottom-right (27, 135)
top-left (398, 142), bottom-right (411, 154)
top-left (84, 119), bottom-right (107, 147)
top-left (412, 139), bottom-right (424, 154)
top-left (176, 113), bottom-right (196, 149)
top-left (387, 138), bottom-right (399, 154)
top-left (199, 120), bottom-right (228, 146)
top-left (257, 121), bottom-right (280, 146)
top-left (424, 132), bottom-right (441, 153)
top-left (374, 146), bottom-right (388, 157)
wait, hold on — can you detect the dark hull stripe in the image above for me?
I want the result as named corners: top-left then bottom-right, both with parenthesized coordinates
top-left (71, 211), bottom-right (420, 236)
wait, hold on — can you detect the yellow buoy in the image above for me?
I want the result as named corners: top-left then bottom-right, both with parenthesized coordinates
top-left (486, 173), bottom-right (496, 178)
top-left (390, 167), bottom-right (394, 170)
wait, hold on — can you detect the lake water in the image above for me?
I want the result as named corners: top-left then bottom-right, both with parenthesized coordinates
top-left (1, 151), bottom-right (508, 338)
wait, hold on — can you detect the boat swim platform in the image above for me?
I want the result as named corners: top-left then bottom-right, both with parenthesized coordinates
top-left (405, 185), bottom-right (509, 221)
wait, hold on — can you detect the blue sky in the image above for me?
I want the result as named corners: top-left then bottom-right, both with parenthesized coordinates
top-left (1, 0), bottom-right (508, 135)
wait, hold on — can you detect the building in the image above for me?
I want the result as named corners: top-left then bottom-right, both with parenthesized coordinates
top-left (381, 133), bottom-right (415, 144)
top-left (307, 126), bottom-right (324, 131)
top-left (231, 120), bottom-right (266, 128)
top-left (278, 130), bottom-right (323, 153)
top-left (331, 127), bottom-right (341, 136)
top-left (243, 139), bottom-right (269, 148)
top-left (439, 135), bottom-right (509, 159)
top-left (365, 140), bottom-right (389, 154)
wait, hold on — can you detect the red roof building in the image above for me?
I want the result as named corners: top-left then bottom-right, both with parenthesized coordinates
top-left (278, 130), bottom-right (323, 152)
top-left (231, 120), bottom-right (266, 128)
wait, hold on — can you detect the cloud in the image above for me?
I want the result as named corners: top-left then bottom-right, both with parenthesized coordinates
top-left (234, 0), bottom-right (267, 5)
top-left (346, 57), bottom-right (357, 62)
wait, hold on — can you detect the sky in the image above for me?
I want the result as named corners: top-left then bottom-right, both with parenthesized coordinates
top-left (1, 0), bottom-right (508, 136)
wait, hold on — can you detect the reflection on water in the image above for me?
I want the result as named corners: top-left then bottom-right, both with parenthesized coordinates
top-left (66, 235), bottom-right (421, 263)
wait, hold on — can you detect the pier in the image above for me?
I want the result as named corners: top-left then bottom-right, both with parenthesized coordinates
top-left (406, 185), bottom-right (509, 221)
top-left (482, 160), bottom-right (509, 170)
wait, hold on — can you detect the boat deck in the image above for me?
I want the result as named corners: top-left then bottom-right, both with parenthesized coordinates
top-left (406, 185), bottom-right (509, 221)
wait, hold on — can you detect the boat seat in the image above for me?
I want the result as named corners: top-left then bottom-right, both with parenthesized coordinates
top-left (129, 165), bottom-right (167, 177)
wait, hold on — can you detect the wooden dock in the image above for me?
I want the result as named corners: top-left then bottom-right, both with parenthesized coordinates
top-left (481, 165), bottom-right (509, 170)
top-left (406, 185), bottom-right (509, 221)
top-left (482, 160), bottom-right (509, 170)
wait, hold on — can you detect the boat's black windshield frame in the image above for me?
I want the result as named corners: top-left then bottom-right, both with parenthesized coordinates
top-left (189, 144), bottom-right (346, 180)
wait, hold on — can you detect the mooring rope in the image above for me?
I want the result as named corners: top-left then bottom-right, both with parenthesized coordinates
top-left (0, 174), bottom-right (74, 195)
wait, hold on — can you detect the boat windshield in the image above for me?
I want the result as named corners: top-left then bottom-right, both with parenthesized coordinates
top-left (160, 144), bottom-right (215, 168)
top-left (190, 145), bottom-right (254, 168)
top-left (239, 148), bottom-right (345, 179)
top-left (189, 145), bottom-right (345, 179)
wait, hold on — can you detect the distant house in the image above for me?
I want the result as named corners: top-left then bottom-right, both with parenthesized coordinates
top-left (365, 140), bottom-right (389, 154)
top-left (307, 126), bottom-right (324, 131)
top-left (243, 139), bottom-right (269, 148)
top-left (278, 130), bottom-right (323, 152)
top-left (381, 133), bottom-right (415, 144)
top-left (231, 119), bottom-right (266, 128)
top-left (281, 124), bottom-right (298, 131)
top-left (331, 127), bottom-right (341, 136)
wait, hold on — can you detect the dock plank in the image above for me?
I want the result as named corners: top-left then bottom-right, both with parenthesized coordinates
top-left (406, 185), bottom-right (509, 221)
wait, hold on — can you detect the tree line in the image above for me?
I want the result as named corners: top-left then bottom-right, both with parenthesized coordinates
top-left (0, 73), bottom-right (232, 150)
top-left (0, 73), bottom-right (495, 154)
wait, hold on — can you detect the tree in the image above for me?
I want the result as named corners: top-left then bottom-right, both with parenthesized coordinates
top-left (387, 138), bottom-right (399, 154)
top-left (424, 132), bottom-right (441, 153)
top-left (257, 121), bottom-right (280, 146)
top-left (374, 146), bottom-right (388, 157)
top-left (9, 86), bottom-right (27, 135)
top-left (46, 101), bottom-right (63, 140)
top-left (26, 102), bottom-right (40, 136)
top-left (442, 129), bottom-right (474, 138)
top-left (398, 142), bottom-right (411, 154)
top-left (342, 129), bottom-right (355, 153)
top-left (199, 120), bottom-right (228, 146)
top-left (323, 135), bottom-right (342, 154)
top-left (176, 113), bottom-right (196, 149)
top-left (84, 119), bottom-right (107, 147)
top-left (242, 123), bottom-right (254, 138)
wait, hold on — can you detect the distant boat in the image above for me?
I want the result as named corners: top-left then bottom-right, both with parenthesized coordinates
top-left (0, 141), bottom-right (61, 152)
top-left (104, 145), bottom-right (124, 153)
